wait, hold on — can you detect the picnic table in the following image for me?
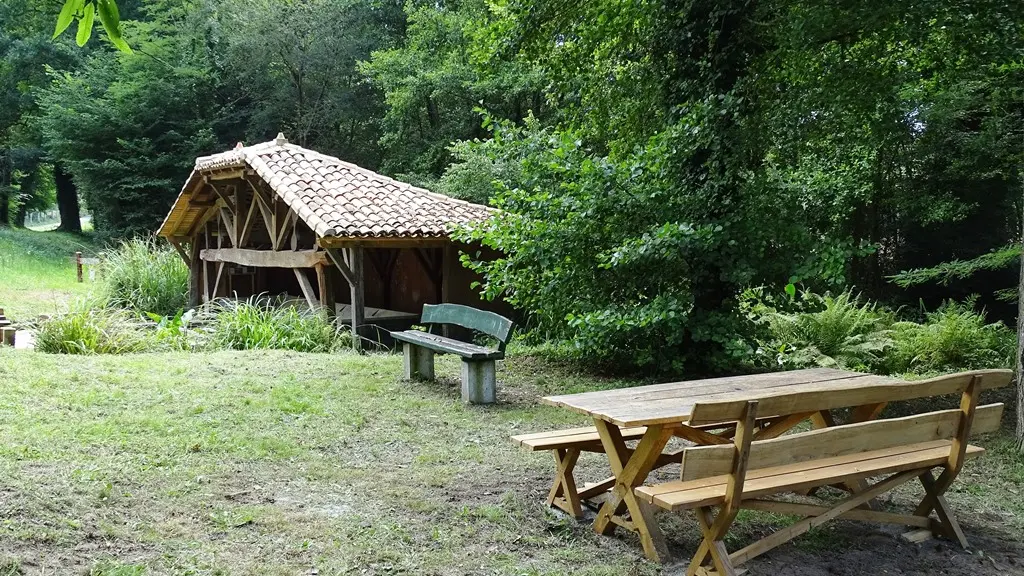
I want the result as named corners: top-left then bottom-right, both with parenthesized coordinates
top-left (539, 367), bottom-right (897, 562)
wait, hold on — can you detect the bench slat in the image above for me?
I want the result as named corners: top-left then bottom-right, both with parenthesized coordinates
top-left (421, 303), bottom-right (514, 347)
top-left (681, 403), bottom-right (1003, 481)
top-left (513, 426), bottom-right (648, 450)
top-left (393, 330), bottom-right (503, 360)
top-left (637, 441), bottom-right (984, 511)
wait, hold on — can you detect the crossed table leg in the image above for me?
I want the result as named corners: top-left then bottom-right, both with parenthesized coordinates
top-left (588, 407), bottom-right (886, 563)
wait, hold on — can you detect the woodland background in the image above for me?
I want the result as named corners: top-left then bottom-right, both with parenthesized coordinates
top-left (2, 0), bottom-right (1023, 374)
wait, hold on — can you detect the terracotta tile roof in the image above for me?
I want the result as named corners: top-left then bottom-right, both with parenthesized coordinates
top-left (159, 136), bottom-right (495, 239)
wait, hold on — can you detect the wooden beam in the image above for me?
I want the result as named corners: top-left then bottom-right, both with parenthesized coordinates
top-left (188, 240), bottom-right (202, 308)
top-left (210, 184), bottom-right (236, 214)
top-left (315, 262), bottom-right (335, 312)
top-left (238, 190), bottom-right (259, 248)
top-left (233, 185), bottom-right (244, 246)
top-left (207, 168), bottom-right (246, 181)
top-left (293, 269), bottom-right (318, 311)
top-left (167, 239), bottom-right (191, 269)
top-left (325, 248), bottom-right (356, 285)
top-left (276, 211), bottom-right (296, 251)
top-left (185, 205), bottom-right (219, 239)
top-left (219, 208), bottom-right (237, 247)
top-left (211, 262), bottom-right (226, 299)
top-left (201, 248), bottom-right (328, 268)
top-left (348, 246), bottom-right (365, 352)
top-left (318, 236), bottom-right (449, 249)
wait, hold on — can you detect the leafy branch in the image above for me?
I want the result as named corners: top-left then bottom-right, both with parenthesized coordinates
top-left (54, 0), bottom-right (130, 52)
top-left (889, 245), bottom-right (1021, 288)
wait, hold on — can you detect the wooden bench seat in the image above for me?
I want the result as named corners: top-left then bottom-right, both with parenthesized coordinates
top-left (393, 329), bottom-right (504, 360)
top-left (635, 369), bottom-right (1013, 576)
top-left (393, 304), bottom-right (514, 404)
top-left (512, 426), bottom-right (649, 517)
top-left (637, 440), bottom-right (984, 512)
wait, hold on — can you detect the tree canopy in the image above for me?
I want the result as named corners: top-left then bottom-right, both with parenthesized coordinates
top-left (15, 0), bottom-right (1024, 376)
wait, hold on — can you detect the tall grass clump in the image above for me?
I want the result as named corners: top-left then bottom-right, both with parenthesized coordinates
top-left (886, 300), bottom-right (1015, 374)
top-left (203, 296), bottom-right (349, 352)
top-left (34, 301), bottom-right (150, 355)
top-left (742, 289), bottom-right (892, 370)
top-left (102, 237), bottom-right (188, 317)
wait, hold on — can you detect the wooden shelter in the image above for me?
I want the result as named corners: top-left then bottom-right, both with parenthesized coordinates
top-left (157, 134), bottom-right (500, 350)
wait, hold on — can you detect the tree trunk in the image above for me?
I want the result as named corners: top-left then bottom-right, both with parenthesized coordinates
top-left (54, 163), bottom-right (82, 233)
top-left (1017, 181), bottom-right (1024, 451)
top-left (13, 168), bottom-right (35, 228)
top-left (13, 200), bottom-right (27, 228)
top-left (0, 190), bottom-right (8, 226)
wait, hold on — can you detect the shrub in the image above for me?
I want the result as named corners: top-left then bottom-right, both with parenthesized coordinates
top-left (101, 237), bottom-right (189, 317)
top-left (741, 289), bottom-right (892, 370)
top-left (35, 303), bottom-right (151, 355)
top-left (886, 300), bottom-right (1015, 374)
top-left (202, 296), bottom-right (349, 352)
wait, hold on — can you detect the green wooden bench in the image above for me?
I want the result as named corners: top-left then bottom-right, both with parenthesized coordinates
top-left (392, 304), bottom-right (514, 404)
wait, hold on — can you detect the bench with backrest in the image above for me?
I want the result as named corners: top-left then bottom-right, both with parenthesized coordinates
top-left (392, 304), bottom-right (514, 404)
top-left (634, 369), bottom-right (1012, 576)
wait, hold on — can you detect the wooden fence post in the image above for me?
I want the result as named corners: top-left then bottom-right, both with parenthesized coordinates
top-left (75, 252), bottom-right (83, 283)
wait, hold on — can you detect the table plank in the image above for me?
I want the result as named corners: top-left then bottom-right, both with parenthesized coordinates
top-left (542, 369), bottom-right (897, 427)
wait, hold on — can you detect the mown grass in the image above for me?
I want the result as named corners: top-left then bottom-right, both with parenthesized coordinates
top-left (0, 227), bottom-right (100, 321)
top-left (0, 350), bottom-right (1022, 575)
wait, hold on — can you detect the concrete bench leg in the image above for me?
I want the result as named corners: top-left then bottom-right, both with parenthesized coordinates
top-left (461, 359), bottom-right (496, 404)
top-left (403, 343), bottom-right (435, 380)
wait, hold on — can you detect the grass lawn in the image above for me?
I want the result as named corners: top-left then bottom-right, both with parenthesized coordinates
top-left (1, 349), bottom-right (1023, 575)
top-left (0, 227), bottom-right (101, 321)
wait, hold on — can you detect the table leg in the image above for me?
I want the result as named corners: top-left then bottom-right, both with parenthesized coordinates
top-left (592, 419), bottom-right (674, 562)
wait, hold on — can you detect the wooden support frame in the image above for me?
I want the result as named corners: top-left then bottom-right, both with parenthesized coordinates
top-left (592, 420), bottom-right (674, 562)
top-left (201, 248), bottom-right (327, 268)
top-left (325, 246), bottom-right (365, 352)
top-left (547, 448), bottom-right (584, 518)
top-left (167, 238), bottom-right (191, 268)
top-left (293, 269), bottom-right (318, 310)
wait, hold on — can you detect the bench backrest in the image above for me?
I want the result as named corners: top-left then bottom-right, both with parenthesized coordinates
top-left (687, 369), bottom-right (1012, 426)
top-left (420, 303), bottom-right (515, 351)
top-left (681, 369), bottom-right (1012, 484)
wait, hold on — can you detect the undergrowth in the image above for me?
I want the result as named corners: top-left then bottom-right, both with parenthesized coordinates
top-left (741, 289), bottom-right (1014, 375)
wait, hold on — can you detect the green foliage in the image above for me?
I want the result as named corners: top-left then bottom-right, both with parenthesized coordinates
top-left (54, 0), bottom-right (130, 52)
top-left (363, 0), bottom-right (545, 178)
top-left (218, 0), bottom-right (404, 168)
top-left (886, 301), bottom-right (1016, 374)
top-left (35, 3), bottom-right (223, 240)
top-left (742, 288), bottom-right (1014, 375)
top-left (100, 237), bottom-right (188, 317)
top-left (891, 246), bottom-right (1021, 292)
top-left (741, 289), bottom-right (893, 371)
top-left (202, 297), bottom-right (349, 353)
top-left (34, 301), bottom-right (149, 354)
top-left (146, 308), bottom-right (195, 351)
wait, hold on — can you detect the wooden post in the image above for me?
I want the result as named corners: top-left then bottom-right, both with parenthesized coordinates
top-left (75, 251), bottom-right (83, 283)
top-left (188, 240), bottom-right (202, 308)
top-left (315, 262), bottom-right (335, 313)
top-left (349, 246), bottom-right (365, 352)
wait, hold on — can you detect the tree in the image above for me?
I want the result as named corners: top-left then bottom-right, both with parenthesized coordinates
top-left (36, 2), bottom-right (225, 240)
top-left (363, 0), bottom-right (545, 180)
top-left (218, 0), bottom-right (405, 169)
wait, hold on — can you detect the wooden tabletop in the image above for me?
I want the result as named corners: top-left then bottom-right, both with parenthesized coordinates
top-left (541, 368), bottom-right (896, 427)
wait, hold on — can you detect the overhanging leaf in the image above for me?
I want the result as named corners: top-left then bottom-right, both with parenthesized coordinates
top-left (76, 2), bottom-right (95, 47)
top-left (97, 0), bottom-right (132, 53)
top-left (53, 0), bottom-right (83, 39)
